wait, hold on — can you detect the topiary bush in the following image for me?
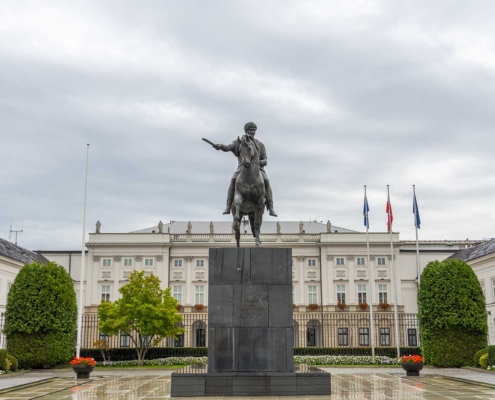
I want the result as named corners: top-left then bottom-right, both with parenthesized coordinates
top-left (474, 348), bottom-right (488, 367)
top-left (480, 353), bottom-right (489, 369)
top-left (4, 261), bottom-right (77, 369)
top-left (6, 354), bottom-right (18, 371)
top-left (418, 259), bottom-right (488, 367)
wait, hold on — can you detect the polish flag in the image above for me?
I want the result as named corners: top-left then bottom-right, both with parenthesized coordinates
top-left (386, 193), bottom-right (393, 232)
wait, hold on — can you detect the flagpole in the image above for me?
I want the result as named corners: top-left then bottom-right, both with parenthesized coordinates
top-left (413, 185), bottom-right (421, 286)
top-left (387, 185), bottom-right (401, 361)
top-left (76, 144), bottom-right (90, 358)
top-left (365, 185), bottom-right (376, 363)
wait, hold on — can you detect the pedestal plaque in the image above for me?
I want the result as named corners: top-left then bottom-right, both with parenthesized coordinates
top-left (171, 248), bottom-right (331, 397)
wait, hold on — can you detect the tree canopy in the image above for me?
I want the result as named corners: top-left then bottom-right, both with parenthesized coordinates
top-left (98, 270), bottom-right (183, 364)
top-left (418, 259), bottom-right (487, 367)
top-left (4, 261), bottom-right (77, 368)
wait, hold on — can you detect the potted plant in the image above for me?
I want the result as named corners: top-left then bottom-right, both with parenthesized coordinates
top-left (194, 304), bottom-right (204, 311)
top-left (308, 303), bottom-right (319, 311)
top-left (337, 301), bottom-right (346, 310)
top-left (378, 302), bottom-right (390, 311)
top-left (399, 355), bottom-right (424, 376)
top-left (176, 304), bottom-right (182, 312)
top-left (358, 302), bottom-right (368, 311)
top-left (292, 304), bottom-right (296, 309)
top-left (69, 357), bottom-right (96, 379)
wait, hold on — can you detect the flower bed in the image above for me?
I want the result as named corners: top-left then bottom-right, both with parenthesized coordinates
top-left (294, 355), bottom-right (398, 365)
top-left (97, 355), bottom-right (399, 367)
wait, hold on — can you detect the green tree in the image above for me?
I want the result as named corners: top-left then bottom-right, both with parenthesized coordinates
top-left (98, 270), bottom-right (184, 365)
top-left (418, 259), bottom-right (487, 367)
top-left (4, 261), bottom-right (77, 369)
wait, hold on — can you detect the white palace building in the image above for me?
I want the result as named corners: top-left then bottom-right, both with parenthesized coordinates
top-left (35, 220), bottom-right (482, 349)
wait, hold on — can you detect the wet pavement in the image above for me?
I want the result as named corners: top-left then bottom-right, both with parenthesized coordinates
top-left (1, 369), bottom-right (495, 399)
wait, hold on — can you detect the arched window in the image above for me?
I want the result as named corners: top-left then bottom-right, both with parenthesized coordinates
top-left (307, 319), bottom-right (321, 347)
top-left (191, 320), bottom-right (206, 347)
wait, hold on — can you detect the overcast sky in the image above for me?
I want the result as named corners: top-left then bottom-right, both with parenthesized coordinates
top-left (1, 1), bottom-right (494, 250)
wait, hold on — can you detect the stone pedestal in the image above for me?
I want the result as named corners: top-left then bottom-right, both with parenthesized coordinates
top-left (171, 248), bottom-right (330, 397)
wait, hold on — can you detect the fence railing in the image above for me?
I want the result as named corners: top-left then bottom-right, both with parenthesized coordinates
top-left (80, 312), bottom-right (418, 353)
top-left (0, 312), bottom-right (419, 358)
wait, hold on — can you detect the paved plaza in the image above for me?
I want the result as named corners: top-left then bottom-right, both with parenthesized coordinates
top-left (2, 368), bottom-right (495, 399)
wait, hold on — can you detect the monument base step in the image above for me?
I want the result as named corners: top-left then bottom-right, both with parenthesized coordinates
top-left (170, 364), bottom-right (331, 397)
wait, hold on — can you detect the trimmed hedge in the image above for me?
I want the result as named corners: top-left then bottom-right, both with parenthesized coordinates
top-left (474, 348), bottom-right (488, 367)
top-left (6, 354), bottom-right (18, 371)
top-left (4, 261), bottom-right (78, 369)
top-left (294, 347), bottom-right (421, 357)
top-left (80, 346), bottom-right (419, 362)
top-left (0, 349), bottom-right (6, 370)
top-left (419, 259), bottom-right (487, 367)
top-left (81, 347), bottom-right (208, 361)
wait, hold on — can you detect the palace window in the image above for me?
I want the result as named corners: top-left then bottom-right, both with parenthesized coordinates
top-left (101, 285), bottom-right (111, 302)
top-left (359, 328), bottom-right (369, 346)
top-left (338, 328), bottom-right (348, 346)
top-left (378, 284), bottom-right (388, 304)
top-left (377, 257), bottom-right (386, 265)
top-left (174, 259), bottom-right (183, 267)
top-left (120, 334), bottom-right (131, 348)
top-left (307, 259), bottom-right (316, 267)
top-left (357, 257), bottom-right (365, 265)
top-left (357, 284), bottom-right (367, 304)
top-left (99, 333), bottom-right (109, 343)
top-left (407, 329), bottom-right (418, 346)
top-left (308, 285), bottom-right (318, 304)
top-left (173, 286), bottom-right (183, 303)
top-left (123, 258), bottom-right (133, 267)
top-left (380, 328), bottom-right (391, 346)
top-left (336, 257), bottom-right (345, 266)
top-left (195, 286), bottom-right (205, 305)
top-left (196, 259), bottom-right (205, 267)
top-left (144, 258), bottom-right (154, 267)
top-left (336, 285), bottom-right (346, 304)
top-left (102, 258), bottom-right (112, 267)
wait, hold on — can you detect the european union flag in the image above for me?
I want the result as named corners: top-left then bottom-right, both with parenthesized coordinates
top-left (363, 193), bottom-right (370, 228)
top-left (413, 194), bottom-right (421, 229)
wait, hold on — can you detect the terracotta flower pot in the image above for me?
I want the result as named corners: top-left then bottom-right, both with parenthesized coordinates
top-left (401, 362), bottom-right (423, 377)
top-left (72, 365), bottom-right (95, 379)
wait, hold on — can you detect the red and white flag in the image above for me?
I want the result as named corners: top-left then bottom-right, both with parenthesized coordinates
top-left (386, 192), bottom-right (393, 232)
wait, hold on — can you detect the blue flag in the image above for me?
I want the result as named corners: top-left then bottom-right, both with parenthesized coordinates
top-left (413, 194), bottom-right (421, 229)
top-left (363, 193), bottom-right (370, 228)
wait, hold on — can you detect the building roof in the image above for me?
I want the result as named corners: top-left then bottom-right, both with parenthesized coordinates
top-left (0, 238), bottom-right (48, 265)
top-left (448, 238), bottom-right (495, 262)
top-left (132, 221), bottom-right (357, 235)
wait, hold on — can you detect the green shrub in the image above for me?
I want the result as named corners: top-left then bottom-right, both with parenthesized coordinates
top-left (487, 345), bottom-right (495, 367)
top-left (418, 259), bottom-right (488, 367)
top-left (0, 349), bottom-right (6, 370)
top-left (480, 353), bottom-right (489, 369)
top-left (4, 261), bottom-right (77, 369)
top-left (474, 348), bottom-right (488, 367)
top-left (6, 355), bottom-right (18, 371)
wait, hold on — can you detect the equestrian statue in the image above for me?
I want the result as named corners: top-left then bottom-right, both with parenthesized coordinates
top-left (203, 122), bottom-right (277, 247)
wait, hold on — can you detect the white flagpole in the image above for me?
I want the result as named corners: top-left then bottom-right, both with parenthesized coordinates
top-left (365, 185), bottom-right (376, 363)
top-left (413, 185), bottom-right (421, 287)
top-left (387, 185), bottom-right (401, 361)
top-left (76, 144), bottom-right (90, 358)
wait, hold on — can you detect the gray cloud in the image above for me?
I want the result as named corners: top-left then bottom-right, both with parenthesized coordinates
top-left (1, 0), bottom-right (495, 250)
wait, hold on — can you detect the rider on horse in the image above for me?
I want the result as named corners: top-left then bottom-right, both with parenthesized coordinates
top-left (213, 122), bottom-right (278, 217)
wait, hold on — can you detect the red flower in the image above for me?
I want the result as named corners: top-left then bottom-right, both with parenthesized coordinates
top-left (399, 355), bottom-right (424, 364)
top-left (69, 357), bottom-right (96, 366)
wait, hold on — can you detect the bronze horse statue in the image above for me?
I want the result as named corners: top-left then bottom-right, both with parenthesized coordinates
top-left (231, 134), bottom-right (265, 247)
